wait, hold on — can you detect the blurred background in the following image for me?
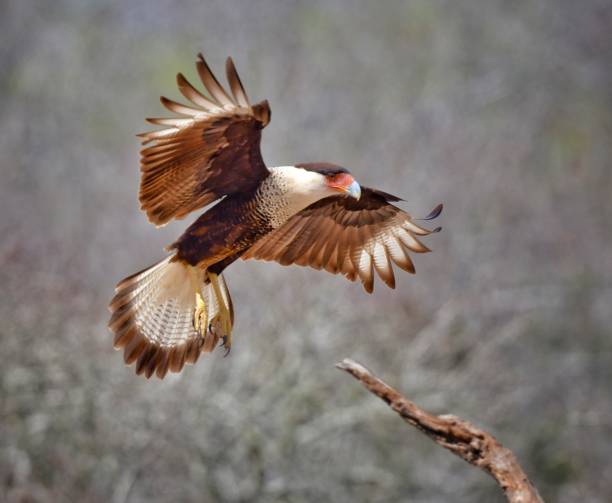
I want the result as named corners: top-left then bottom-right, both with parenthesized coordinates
top-left (1, 1), bottom-right (611, 501)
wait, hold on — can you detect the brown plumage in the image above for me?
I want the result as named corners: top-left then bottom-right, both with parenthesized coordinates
top-left (242, 189), bottom-right (441, 293)
top-left (138, 53), bottom-right (270, 226)
top-left (109, 53), bottom-right (443, 379)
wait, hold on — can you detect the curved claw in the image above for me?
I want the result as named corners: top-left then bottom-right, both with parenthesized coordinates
top-left (220, 336), bottom-right (231, 356)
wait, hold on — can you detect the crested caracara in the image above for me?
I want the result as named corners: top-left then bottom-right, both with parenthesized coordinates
top-left (109, 53), bottom-right (443, 378)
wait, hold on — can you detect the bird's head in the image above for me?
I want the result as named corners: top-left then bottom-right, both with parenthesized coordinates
top-left (270, 163), bottom-right (362, 216)
top-left (293, 163), bottom-right (361, 201)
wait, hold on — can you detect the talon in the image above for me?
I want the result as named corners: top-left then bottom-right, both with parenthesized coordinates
top-left (219, 335), bottom-right (232, 355)
top-left (222, 332), bottom-right (232, 352)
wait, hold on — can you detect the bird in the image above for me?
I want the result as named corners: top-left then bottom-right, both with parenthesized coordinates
top-left (108, 53), bottom-right (443, 379)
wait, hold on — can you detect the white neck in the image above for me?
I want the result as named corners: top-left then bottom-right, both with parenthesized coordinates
top-left (257, 166), bottom-right (335, 227)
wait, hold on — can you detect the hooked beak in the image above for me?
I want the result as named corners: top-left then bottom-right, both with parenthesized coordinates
top-left (346, 180), bottom-right (361, 200)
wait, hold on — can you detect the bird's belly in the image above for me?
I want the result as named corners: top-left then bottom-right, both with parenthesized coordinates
top-left (170, 195), bottom-right (275, 268)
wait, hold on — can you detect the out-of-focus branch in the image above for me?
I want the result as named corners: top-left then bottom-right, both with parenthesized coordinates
top-left (336, 358), bottom-right (544, 503)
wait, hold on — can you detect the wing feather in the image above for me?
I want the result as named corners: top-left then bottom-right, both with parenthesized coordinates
top-left (146, 117), bottom-right (195, 127)
top-left (138, 53), bottom-right (271, 226)
top-left (226, 57), bottom-right (251, 108)
top-left (243, 189), bottom-right (442, 292)
top-left (176, 72), bottom-right (221, 111)
top-left (196, 53), bottom-right (234, 107)
top-left (159, 96), bottom-right (205, 117)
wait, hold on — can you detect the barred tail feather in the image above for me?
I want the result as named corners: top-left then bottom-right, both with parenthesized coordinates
top-left (108, 257), bottom-right (232, 379)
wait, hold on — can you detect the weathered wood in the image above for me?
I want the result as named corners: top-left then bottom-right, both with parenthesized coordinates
top-left (336, 358), bottom-right (544, 503)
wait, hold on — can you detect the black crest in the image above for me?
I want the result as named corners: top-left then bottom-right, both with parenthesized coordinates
top-left (296, 162), bottom-right (350, 176)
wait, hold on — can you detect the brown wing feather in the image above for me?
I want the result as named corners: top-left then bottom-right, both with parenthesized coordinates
top-left (226, 57), bottom-right (250, 108)
top-left (138, 54), bottom-right (271, 226)
top-left (242, 188), bottom-right (442, 293)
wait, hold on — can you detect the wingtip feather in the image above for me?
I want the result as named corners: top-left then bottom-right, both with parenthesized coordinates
top-left (225, 57), bottom-right (250, 107)
top-left (420, 203), bottom-right (443, 221)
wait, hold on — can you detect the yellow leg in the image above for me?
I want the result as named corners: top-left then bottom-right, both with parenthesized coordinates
top-left (208, 272), bottom-right (233, 353)
top-left (189, 267), bottom-right (208, 335)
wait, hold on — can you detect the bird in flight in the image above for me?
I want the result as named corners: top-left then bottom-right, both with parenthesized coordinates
top-left (109, 53), bottom-right (442, 379)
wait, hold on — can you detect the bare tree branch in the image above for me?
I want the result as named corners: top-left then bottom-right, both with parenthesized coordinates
top-left (336, 358), bottom-right (544, 503)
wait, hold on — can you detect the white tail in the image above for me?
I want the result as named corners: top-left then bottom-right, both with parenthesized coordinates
top-left (108, 257), bottom-right (233, 378)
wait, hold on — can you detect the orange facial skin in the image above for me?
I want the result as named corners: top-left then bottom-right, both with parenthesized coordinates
top-left (326, 172), bottom-right (355, 192)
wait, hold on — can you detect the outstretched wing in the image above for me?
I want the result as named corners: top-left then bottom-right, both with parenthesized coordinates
top-left (138, 54), bottom-right (271, 226)
top-left (242, 189), bottom-right (442, 293)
